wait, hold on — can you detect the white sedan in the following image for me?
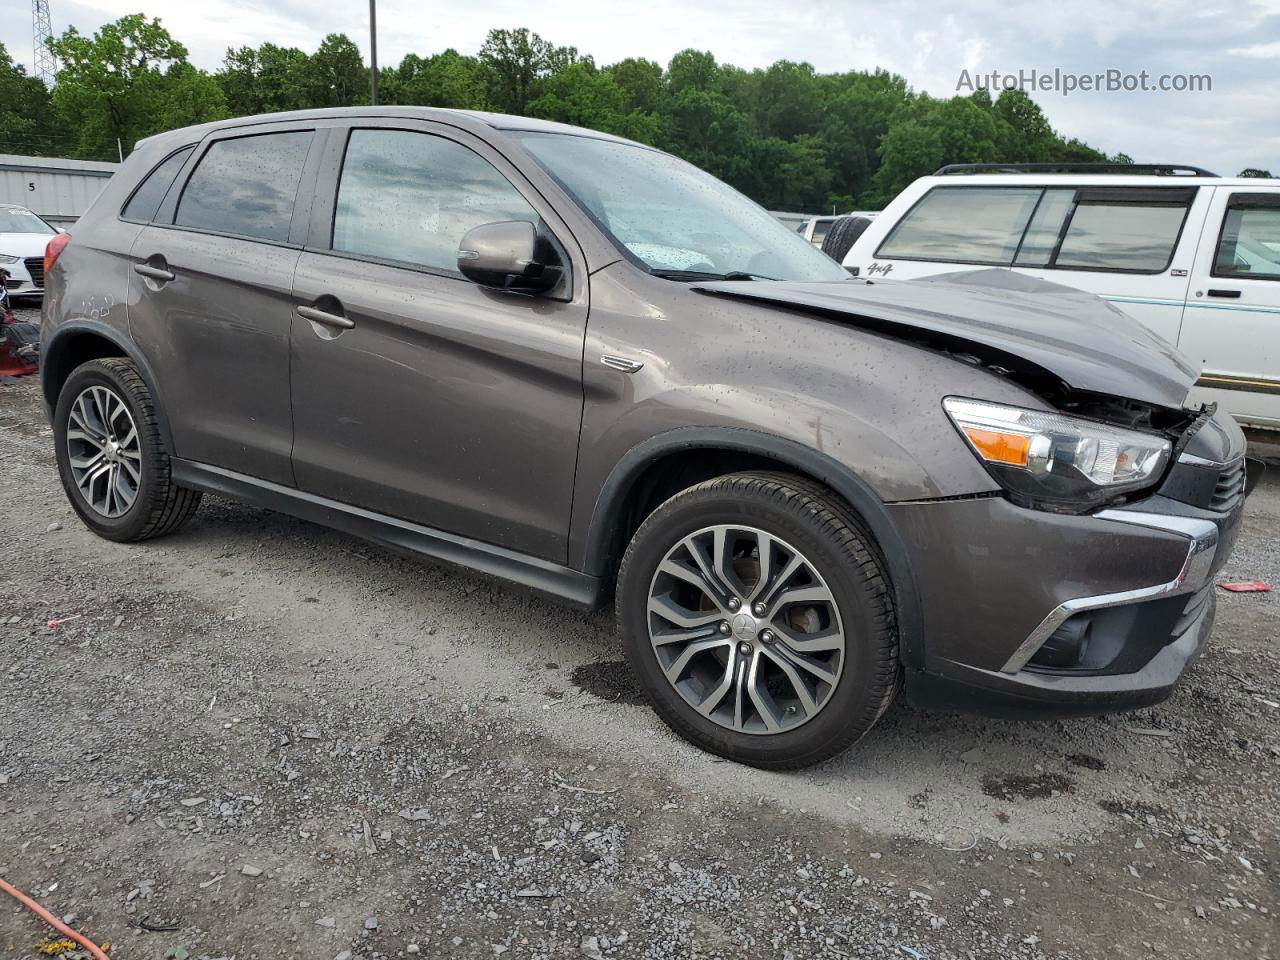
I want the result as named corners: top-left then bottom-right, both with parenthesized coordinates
top-left (0, 203), bottom-right (58, 298)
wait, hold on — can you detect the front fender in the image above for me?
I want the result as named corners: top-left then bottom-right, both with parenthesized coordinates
top-left (577, 424), bottom-right (928, 669)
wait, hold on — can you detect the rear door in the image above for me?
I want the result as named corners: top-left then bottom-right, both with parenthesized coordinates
top-left (288, 120), bottom-right (589, 562)
top-left (127, 123), bottom-right (324, 485)
top-left (1180, 186), bottom-right (1280, 428)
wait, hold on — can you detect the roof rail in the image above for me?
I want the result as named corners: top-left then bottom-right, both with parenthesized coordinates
top-left (933, 162), bottom-right (1219, 178)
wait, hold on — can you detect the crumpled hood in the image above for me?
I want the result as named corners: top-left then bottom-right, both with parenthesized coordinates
top-left (693, 269), bottom-right (1200, 409)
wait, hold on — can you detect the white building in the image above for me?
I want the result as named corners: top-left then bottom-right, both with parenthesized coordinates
top-left (0, 154), bottom-right (118, 228)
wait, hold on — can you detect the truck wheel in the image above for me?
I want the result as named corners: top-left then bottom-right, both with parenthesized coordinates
top-left (821, 215), bottom-right (873, 263)
top-left (616, 472), bottom-right (899, 769)
top-left (53, 358), bottom-right (201, 542)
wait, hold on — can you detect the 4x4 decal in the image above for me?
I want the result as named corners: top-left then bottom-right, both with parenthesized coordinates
top-left (866, 261), bottom-right (894, 277)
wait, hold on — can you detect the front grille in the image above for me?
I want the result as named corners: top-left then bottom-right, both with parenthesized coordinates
top-left (1211, 459), bottom-right (1246, 512)
top-left (3, 277), bottom-right (20, 289)
top-left (23, 257), bottom-right (43, 288)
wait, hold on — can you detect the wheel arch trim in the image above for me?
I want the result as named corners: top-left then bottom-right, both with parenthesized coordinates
top-left (580, 426), bottom-right (924, 668)
top-left (41, 320), bottom-right (175, 449)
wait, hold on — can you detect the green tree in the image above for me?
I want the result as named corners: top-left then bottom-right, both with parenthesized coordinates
top-left (300, 33), bottom-right (367, 107)
top-left (218, 43), bottom-right (311, 116)
top-left (607, 58), bottom-right (665, 114)
top-left (1240, 167), bottom-right (1275, 178)
top-left (991, 89), bottom-right (1055, 162)
top-left (49, 15), bottom-right (226, 159)
top-left (478, 28), bottom-right (563, 113)
top-left (527, 58), bottom-right (660, 142)
top-left (0, 42), bottom-right (64, 156)
top-left (389, 50), bottom-right (485, 108)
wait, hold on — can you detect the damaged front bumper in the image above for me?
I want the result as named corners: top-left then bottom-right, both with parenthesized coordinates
top-left (889, 413), bottom-right (1250, 718)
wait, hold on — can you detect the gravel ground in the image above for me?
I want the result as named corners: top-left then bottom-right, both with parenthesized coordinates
top-left (1, 309), bottom-right (1277, 959)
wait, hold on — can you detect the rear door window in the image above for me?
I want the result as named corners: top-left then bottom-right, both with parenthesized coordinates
top-left (1213, 196), bottom-right (1280, 280)
top-left (876, 186), bottom-right (1042, 265)
top-left (122, 146), bottom-right (194, 222)
top-left (1053, 189), bottom-right (1193, 273)
top-left (331, 128), bottom-right (537, 273)
top-left (175, 131), bottom-right (313, 243)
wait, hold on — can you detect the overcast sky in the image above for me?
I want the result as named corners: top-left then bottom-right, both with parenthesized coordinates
top-left (6, 0), bottom-right (1278, 176)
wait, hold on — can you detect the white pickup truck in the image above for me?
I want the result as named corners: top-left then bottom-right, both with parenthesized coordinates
top-left (841, 164), bottom-right (1280, 431)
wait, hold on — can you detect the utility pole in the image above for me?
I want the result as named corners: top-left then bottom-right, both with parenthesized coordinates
top-left (368, 0), bottom-right (379, 105)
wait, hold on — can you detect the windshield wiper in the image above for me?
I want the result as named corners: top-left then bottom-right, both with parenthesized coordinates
top-left (649, 269), bottom-right (779, 282)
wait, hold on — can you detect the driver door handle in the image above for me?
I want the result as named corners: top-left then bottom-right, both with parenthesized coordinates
top-left (297, 304), bottom-right (355, 330)
top-left (1206, 289), bottom-right (1242, 299)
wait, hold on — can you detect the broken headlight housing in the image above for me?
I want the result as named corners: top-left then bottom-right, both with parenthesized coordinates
top-left (943, 397), bottom-right (1172, 510)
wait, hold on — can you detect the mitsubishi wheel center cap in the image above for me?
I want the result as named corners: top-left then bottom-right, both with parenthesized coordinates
top-left (731, 612), bottom-right (759, 641)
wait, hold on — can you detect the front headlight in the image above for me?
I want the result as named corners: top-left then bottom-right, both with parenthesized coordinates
top-left (943, 397), bottom-right (1172, 510)
top-left (0, 254), bottom-right (19, 264)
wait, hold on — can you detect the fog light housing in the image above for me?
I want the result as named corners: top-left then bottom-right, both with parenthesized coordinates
top-left (1029, 617), bottom-right (1092, 669)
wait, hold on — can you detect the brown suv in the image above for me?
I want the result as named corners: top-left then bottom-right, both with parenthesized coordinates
top-left (40, 108), bottom-right (1248, 768)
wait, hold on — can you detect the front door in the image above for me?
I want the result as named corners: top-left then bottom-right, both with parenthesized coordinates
top-left (127, 126), bottom-right (319, 485)
top-left (288, 122), bottom-right (589, 562)
top-left (1180, 186), bottom-right (1280, 429)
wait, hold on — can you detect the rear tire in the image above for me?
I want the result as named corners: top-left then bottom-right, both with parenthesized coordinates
top-left (616, 471), bottom-right (899, 769)
top-left (53, 358), bottom-right (201, 542)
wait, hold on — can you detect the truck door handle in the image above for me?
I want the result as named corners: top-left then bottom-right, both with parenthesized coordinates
top-left (1207, 289), bottom-right (1242, 299)
top-left (297, 304), bottom-right (355, 330)
top-left (133, 263), bottom-right (175, 283)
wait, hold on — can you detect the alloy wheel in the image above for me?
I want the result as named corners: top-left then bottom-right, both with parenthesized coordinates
top-left (65, 385), bottom-right (142, 518)
top-left (646, 524), bottom-right (845, 734)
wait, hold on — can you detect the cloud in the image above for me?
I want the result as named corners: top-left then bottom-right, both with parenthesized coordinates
top-left (4, 0), bottom-right (1276, 175)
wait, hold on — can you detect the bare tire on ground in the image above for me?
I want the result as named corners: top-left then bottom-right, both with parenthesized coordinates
top-left (53, 357), bottom-right (201, 542)
top-left (616, 471), bottom-right (899, 769)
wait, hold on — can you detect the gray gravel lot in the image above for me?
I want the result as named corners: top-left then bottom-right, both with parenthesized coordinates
top-left (1, 313), bottom-right (1277, 959)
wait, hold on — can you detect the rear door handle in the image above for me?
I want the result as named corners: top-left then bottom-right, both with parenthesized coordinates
top-left (297, 304), bottom-right (355, 330)
top-left (133, 263), bottom-right (175, 283)
top-left (1207, 288), bottom-right (1242, 299)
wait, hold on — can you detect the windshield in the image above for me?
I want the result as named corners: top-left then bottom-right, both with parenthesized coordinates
top-left (0, 207), bottom-right (54, 235)
top-left (516, 132), bottom-right (848, 282)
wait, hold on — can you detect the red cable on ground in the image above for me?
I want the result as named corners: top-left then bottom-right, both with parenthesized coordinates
top-left (0, 876), bottom-right (111, 960)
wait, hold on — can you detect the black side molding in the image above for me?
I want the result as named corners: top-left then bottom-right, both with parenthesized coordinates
top-left (170, 459), bottom-right (604, 609)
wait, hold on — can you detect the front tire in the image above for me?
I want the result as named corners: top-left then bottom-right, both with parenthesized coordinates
top-left (616, 472), bottom-right (899, 769)
top-left (53, 358), bottom-right (201, 542)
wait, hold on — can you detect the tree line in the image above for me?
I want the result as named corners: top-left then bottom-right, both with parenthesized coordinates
top-left (2, 15), bottom-right (1268, 211)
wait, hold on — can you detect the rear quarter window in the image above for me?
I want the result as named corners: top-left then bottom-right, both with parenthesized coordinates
top-left (121, 146), bottom-right (195, 222)
top-left (876, 186), bottom-right (1042, 265)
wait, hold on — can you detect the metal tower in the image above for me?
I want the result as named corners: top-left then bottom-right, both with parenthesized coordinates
top-left (32, 0), bottom-right (58, 84)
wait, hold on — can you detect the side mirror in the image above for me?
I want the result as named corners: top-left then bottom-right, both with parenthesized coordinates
top-left (457, 220), bottom-right (560, 293)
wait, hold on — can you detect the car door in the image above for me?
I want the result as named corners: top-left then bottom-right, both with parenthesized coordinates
top-left (1180, 185), bottom-right (1280, 429)
top-left (289, 120), bottom-right (589, 562)
top-left (127, 123), bottom-right (325, 485)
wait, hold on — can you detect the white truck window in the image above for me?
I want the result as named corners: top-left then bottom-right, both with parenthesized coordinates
top-left (1013, 189), bottom-right (1074, 267)
top-left (1214, 200), bottom-right (1280, 280)
top-left (876, 186), bottom-right (1041, 265)
top-left (1054, 192), bottom-right (1192, 273)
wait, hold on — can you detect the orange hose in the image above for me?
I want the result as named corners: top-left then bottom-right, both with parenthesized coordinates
top-left (0, 876), bottom-right (110, 960)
